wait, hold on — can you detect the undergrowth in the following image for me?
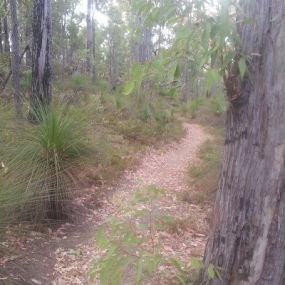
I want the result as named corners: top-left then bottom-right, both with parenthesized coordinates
top-left (0, 80), bottom-right (184, 233)
top-left (0, 105), bottom-right (92, 224)
top-left (88, 185), bottom-right (220, 285)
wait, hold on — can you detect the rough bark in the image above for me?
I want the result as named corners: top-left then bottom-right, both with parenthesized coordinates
top-left (8, 0), bottom-right (22, 120)
top-left (133, 14), bottom-right (152, 63)
top-left (29, 0), bottom-right (52, 118)
top-left (197, 1), bottom-right (285, 284)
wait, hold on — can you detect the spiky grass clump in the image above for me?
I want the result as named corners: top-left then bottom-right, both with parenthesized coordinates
top-left (0, 105), bottom-right (92, 224)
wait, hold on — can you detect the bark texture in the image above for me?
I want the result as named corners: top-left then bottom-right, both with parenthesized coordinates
top-left (30, 0), bottom-right (52, 116)
top-left (133, 14), bottom-right (152, 63)
top-left (197, 1), bottom-right (285, 284)
top-left (8, 0), bottom-right (22, 119)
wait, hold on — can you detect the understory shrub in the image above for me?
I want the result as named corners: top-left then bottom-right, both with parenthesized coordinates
top-left (0, 105), bottom-right (92, 224)
top-left (88, 185), bottom-right (219, 285)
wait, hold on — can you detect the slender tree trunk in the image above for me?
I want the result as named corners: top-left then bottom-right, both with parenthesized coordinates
top-left (181, 63), bottom-right (190, 102)
top-left (8, 0), bottom-right (22, 120)
top-left (60, 17), bottom-right (65, 78)
top-left (1, 45), bottom-right (30, 93)
top-left (86, 0), bottom-right (95, 80)
top-left (0, 18), bottom-right (3, 53)
top-left (92, 15), bottom-right (96, 81)
top-left (3, 0), bottom-right (10, 54)
top-left (133, 14), bottom-right (152, 64)
top-left (60, 0), bottom-right (66, 78)
top-left (141, 27), bottom-right (152, 62)
top-left (109, 38), bottom-right (117, 90)
top-left (197, 1), bottom-right (285, 284)
top-left (29, 0), bottom-right (52, 119)
top-left (25, 18), bottom-right (32, 67)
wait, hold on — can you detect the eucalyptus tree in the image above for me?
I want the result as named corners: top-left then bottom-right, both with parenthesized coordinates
top-left (8, 0), bottom-right (22, 119)
top-left (29, 0), bottom-right (52, 118)
top-left (3, 0), bottom-right (10, 54)
top-left (197, 1), bottom-right (285, 284)
top-left (86, 0), bottom-right (95, 80)
top-left (105, 5), bottom-right (125, 90)
top-left (0, 16), bottom-right (3, 53)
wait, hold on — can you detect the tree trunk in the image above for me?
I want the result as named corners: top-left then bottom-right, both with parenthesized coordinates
top-left (8, 0), bottom-right (22, 120)
top-left (0, 18), bottom-right (3, 53)
top-left (25, 18), bottom-right (32, 67)
top-left (60, 0), bottom-right (66, 78)
top-left (133, 14), bottom-right (152, 64)
top-left (197, 1), bottom-right (285, 284)
top-left (29, 0), bottom-right (52, 119)
top-left (3, 0), bottom-right (10, 54)
top-left (92, 15), bottom-right (96, 81)
top-left (181, 63), bottom-right (190, 102)
top-left (86, 0), bottom-right (95, 80)
top-left (109, 38), bottom-right (117, 90)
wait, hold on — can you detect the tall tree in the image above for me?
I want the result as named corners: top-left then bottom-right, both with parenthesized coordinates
top-left (3, 0), bottom-right (10, 54)
top-left (86, 0), bottom-right (95, 80)
top-left (0, 17), bottom-right (3, 53)
top-left (8, 0), bottom-right (22, 119)
top-left (133, 13), bottom-right (152, 64)
top-left (197, 1), bottom-right (285, 284)
top-left (29, 0), bottom-right (52, 118)
top-left (24, 6), bottom-right (32, 67)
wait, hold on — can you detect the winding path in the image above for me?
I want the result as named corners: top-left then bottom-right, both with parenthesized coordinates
top-left (52, 123), bottom-right (210, 285)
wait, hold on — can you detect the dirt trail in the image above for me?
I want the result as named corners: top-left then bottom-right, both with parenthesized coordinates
top-left (2, 123), bottom-right (210, 285)
top-left (52, 123), bottom-right (211, 285)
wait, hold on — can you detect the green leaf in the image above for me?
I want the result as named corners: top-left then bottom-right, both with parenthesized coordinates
top-left (123, 81), bottom-right (135, 95)
top-left (207, 264), bottom-right (216, 280)
top-left (176, 275), bottom-right (186, 285)
top-left (96, 228), bottom-right (109, 248)
top-left (135, 257), bottom-right (143, 285)
top-left (206, 69), bottom-right (221, 91)
top-left (191, 257), bottom-right (202, 271)
top-left (169, 257), bottom-right (185, 274)
top-left (238, 57), bottom-right (247, 78)
top-left (173, 64), bottom-right (181, 81)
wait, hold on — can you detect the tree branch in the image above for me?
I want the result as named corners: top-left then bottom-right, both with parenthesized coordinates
top-left (1, 44), bottom-right (30, 93)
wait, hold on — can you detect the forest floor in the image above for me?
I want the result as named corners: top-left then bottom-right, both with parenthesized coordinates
top-left (1, 123), bottom-right (212, 285)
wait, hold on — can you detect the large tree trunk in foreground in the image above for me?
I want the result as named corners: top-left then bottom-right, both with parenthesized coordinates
top-left (30, 0), bottom-right (52, 118)
top-left (198, 1), bottom-right (285, 284)
top-left (8, 0), bottom-right (22, 120)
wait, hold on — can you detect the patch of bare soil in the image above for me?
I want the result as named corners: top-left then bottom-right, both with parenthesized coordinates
top-left (0, 123), bottom-right (210, 285)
